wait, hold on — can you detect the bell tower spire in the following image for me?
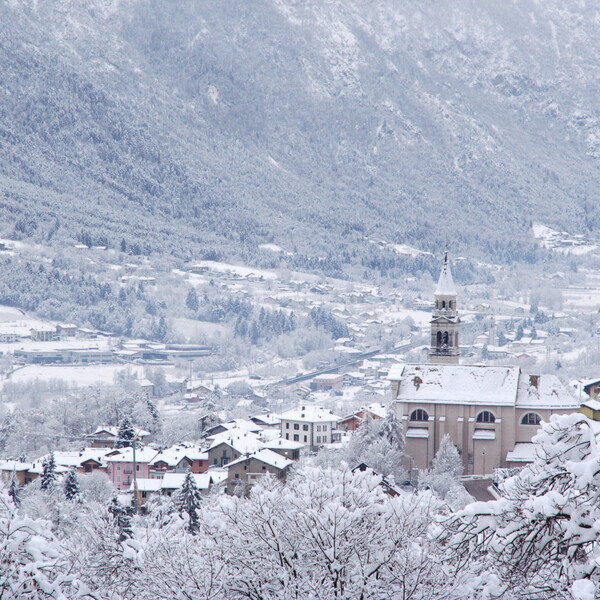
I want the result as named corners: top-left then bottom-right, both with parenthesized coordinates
top-left (429, 252), bottom-right (460, 364)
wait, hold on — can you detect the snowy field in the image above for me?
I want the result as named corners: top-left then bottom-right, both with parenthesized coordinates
top-left (3, 364), bottom-right (152, 388)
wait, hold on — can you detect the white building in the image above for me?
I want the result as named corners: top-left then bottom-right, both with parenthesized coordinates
top-left (279, 406), bottom-right (341, 449)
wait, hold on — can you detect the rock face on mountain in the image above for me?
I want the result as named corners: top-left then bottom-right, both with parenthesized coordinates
top-left (1, 0), bottom-right (599, 263)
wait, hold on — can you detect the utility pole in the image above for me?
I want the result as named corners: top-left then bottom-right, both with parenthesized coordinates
top-left (132, 431), bottom-right (140, 514)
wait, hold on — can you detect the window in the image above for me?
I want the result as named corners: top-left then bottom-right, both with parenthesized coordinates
top-left (410, 409), bottom-right (429, 422)
top-left (286, 423), bottom-right (289, 429)
top-left (476, 411), bottom-right (496, 424)
top-left (304, 435), bottom-right (307, 442)
top-left (136, 465), bottom-right (140, 471)
top-left (449, 301), bottom-right (452, 309)
top-left (317, 425), bottom-right (321, 432)
top-left (303, 424), bottom-right (309, 431)
top-left (442, 300), bottom-right (446, 308)
top-left (294, 434), bottom-right (299, 442)
top-left (436, 331), bottom-right (442, 346)
top-left (213, 458), bottom-right (218, 465)
top-left (286, 433), bottom-right (289, 440)
top-left (521, 413), bottom-right (541, 426)
top-left (322, 425), bottom-right (327, 431)
top-left (117, 465), bottom-right (121, 471)
top-left (317, 436), bottom-right (321, 443)
top-left (235, 473), bottom-right (240, 479)
top-left (294, 424), bottom-right (299, 430)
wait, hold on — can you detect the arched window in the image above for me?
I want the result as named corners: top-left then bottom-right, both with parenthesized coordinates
top-left (521, 413), bottom-right (541, 426)
top-left (410, 409), bottom-right (429, 422)
top-left (449, 301), bottom-right (452, 309)
top-left (436, 331), bottom-right (442, 347)
top-left (476, 411), bottom-right (496, 424)
top-left (442, 300), bottom-right (446, 308)
top-left (443, 331), bottom-right (449, 346)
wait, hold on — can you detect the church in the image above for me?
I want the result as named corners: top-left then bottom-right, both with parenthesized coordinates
top-left (389, 254), bottom-right (579, 475)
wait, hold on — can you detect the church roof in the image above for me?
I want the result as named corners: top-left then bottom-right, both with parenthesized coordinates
top-left (435, 253), bottom-right (457, 296)
top-left (390, 364), bottom-right (520, 406)
top-left (389, 364), bottom-right (579, 411)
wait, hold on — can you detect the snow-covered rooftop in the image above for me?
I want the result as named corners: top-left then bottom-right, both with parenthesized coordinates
top-left (515, 374), bottom-right (579, 410)
top-left (150, 444), bottom-right (207, 467)
top-left (279, 406), bottom-right (341, 422)
top-left (226, 448), bottom-right (293, 471)
top-left (506, 442), bottom-right (537, 463)
top-left (392, 364), bottom-right (520, 406)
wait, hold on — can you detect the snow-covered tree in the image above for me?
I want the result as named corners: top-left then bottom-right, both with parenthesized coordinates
top-left (108, 495), bottom-right (133, 541)
top-left (345, 413), bottom-right (406, 482)
top-left (175, 468), bottom-right (202, 533)
top-left (63, 469), bottom-right (80, 502)
top-left (186, 287), bottom-right (199, 312)
top-left (380, 409), bottom-right (405, 453)
top-left (116, 415), bottom-right (135, 448)
top-left (442, 414), bottom-right (600, 598)
top-left (8, 475), bottom-right (20, 507)
top-left (432, 434), bottom-right (463, 478)
top-left (420, 435), bottom-right (470, 507)
top-left (40, 452), bottom-right (57, 491)
top-left (0, 489), bottom-right (86, 598)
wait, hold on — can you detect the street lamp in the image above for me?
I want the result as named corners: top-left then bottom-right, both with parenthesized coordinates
top-left (482, 449), bottom-right (486, 476)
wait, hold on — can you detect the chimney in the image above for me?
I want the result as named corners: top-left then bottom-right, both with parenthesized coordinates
top-left (529, 375), bottom-right (540, 389)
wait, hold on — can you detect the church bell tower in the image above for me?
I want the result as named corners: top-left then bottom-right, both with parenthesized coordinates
top-left (429, 252), bottom-right (460, 365)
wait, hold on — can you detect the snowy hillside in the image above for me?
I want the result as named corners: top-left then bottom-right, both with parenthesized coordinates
top-left (1, 0), bottom-right (600, 265)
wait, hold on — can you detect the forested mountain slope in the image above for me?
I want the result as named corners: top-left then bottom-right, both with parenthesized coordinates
top-left (1, 0), bottom-right (599, 265)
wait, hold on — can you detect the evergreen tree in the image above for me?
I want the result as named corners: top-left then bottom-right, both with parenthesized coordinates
top-left (108, 495), bottom-right (133, 541)
top-left (186, 287), bottom-right (199, 312)
top-left (8, 475), bottom-right (20, 507)
top-left (380, 410), bottom-right (405, 454)
top-left (153, 315), bottom-right (167, 341)
top-left (120, 238), bottom-right (127, 253)
top-left (497, 331), bottom-right (507, 347)
top-left (175, 468), bottom-right (202, 534)
top-left (41, 452), bottom-right (57, 491)
top-left (117, 416), bottom-right (135, 448)
top-left (64, 468), bottom-right (80, 501)
top-left (515, 324), bottom-right (524, 341)
top-left (432, 435), bottom-right (463, 478)
top-left (530, 325), bottom-right (537, 340)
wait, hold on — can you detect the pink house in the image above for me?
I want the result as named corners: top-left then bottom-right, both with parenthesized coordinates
top-left (105, 447), bottom-right (160, 491)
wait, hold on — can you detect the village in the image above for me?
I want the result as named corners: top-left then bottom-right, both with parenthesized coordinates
top-left (2, 251), bottom-right (600, 509)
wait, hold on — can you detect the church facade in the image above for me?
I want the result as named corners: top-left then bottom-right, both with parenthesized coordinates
top-left (390, 255), bottom-right (579, 475)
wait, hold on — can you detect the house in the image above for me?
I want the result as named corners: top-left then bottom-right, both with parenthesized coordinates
top-left (205, 419), bottom-right (263, 438)
top-left (149, 444), bottom-right (208, 478)
top-left (56, 324), bottom-right (78, 337)
top-left (29, 326), bottom-right (56, 341)
top-left (582, 379), bottom-right (600, 401)
top-left (137, 379), bottom-right (155, 396)
top-left (207, 432), bottom-right (263, 468)
top-left (338, 403), bottom-right (388, 432)
top-left (0, 461), bottom-right (36, 486)
top-left (159, 472), bottom-right (213, 498)
top-left (47, 449), bottom-right (111, 474)
top-left (310, 374), bottom-right (343, 392)
top-left (226, 449), bottom-right (293, 495)
top-left (260, 438), bottom-right (303, 460)
top-left (279, 406), bottom-right (342, 450)
top-left (86, 426), bottom-right (151, 449)
top-left (105, 447), bottom-right (160, 491)
top-left (249, 413), bottom-right (281, 429)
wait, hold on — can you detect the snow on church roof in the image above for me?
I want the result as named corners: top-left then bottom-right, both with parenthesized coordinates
top-left (515, 374), bottom-right (579, 410)
top-left (392, 364), bottom-right (520, 406)
top-left (434, 253), bottom-right (457, 296)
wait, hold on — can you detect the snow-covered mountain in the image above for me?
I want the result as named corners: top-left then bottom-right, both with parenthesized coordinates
top-left (1, 0), bottom-right (599, 264)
